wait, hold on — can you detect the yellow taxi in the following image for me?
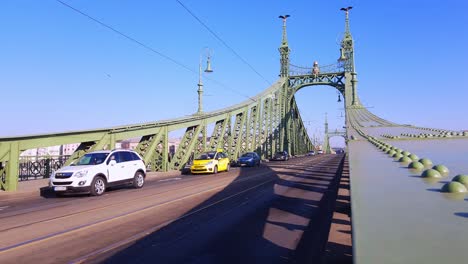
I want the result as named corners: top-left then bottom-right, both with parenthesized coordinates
top-left (190, 150), bottom-right (230, 174)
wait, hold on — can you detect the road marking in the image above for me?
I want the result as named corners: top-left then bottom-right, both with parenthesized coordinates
top-left (158, 177), bottom-right (182, 182)
top-left (68, 177), bottom-right (276, 264)
top-left (0, 170), bottom-right (275, 255)
top-left (0, 206), bottom-right (9, 211)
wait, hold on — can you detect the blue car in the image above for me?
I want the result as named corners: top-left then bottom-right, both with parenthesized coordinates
top-left (237, 152), bottom-right (261, 167)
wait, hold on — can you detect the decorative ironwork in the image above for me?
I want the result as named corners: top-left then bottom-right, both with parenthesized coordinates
top-left (0, 162), bottom-right (6, 190)
top-left (289, 63), bottom-right (343, 76)
top-left (209, 120), bottom-right (226, 151)
top-left (288, 72), bottom-right (346, 93)
top-left (170, 126), bottom-right (201, 170)
top-left (18, 155), bottom-right (70, 181)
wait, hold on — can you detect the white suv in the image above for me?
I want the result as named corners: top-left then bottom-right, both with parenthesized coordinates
top-left (50, 149), bottom-right (146, 196)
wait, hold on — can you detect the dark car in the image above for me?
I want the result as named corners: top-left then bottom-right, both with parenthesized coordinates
top-left (236, 152), bottom-right (261, 167)
top-left (270, 151), bottom-right (289, 161)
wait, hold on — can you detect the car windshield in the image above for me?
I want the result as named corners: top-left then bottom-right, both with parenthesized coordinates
top-left (241, 153), bottom-right (254, 158)
top-left (195, 152), bottom-right (216, 160)
top-left (73, 153), bottom-right (109, 166)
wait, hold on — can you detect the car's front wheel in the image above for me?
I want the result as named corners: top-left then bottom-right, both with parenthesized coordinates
top-left (90, 176), bottom-right (106, 196)
top-left (213, 165), bottom-right (218, 174)
top-left (133, 171), bottom-right (145, 189)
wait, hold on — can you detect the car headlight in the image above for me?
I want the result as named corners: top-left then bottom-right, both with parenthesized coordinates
top-left (206, 161), bottom-right (213, 166)
top-left (74, 170), bottom-right (88, 178)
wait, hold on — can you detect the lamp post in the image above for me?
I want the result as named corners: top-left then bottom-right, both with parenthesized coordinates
top-left (196, 48), bottom-right (213, 115)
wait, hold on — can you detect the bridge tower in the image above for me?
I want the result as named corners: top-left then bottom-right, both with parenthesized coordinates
top-left (278, 15), bottom-right (291, 154)
top-left (323, 113), bottom-right (332, 154)
top-left (338, 7), bottom-right (361, 107)
top-left (278, 15), bottom-right (291, 78)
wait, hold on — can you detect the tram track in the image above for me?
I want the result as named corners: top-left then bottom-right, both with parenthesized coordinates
top-left (0, 173), bottom-right (276, 255)
top-left (0, 168), bottom-right (271, 234)
top-left (0, 154), bottom-right (341, 264)
top-left (75, 155), bottom-right (340, 264)
top-left (68, 177), bottom-right (277, 264)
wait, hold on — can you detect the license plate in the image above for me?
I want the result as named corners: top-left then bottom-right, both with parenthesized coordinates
top-left (54, 186), bottom-right (67, 191)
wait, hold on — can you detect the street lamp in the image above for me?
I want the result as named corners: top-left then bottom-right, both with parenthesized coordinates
top-left (196, 48), bottom-right (213, 115)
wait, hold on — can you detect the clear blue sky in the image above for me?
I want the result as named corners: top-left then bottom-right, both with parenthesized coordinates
top-left (1, 1), bottom-right (467, 147)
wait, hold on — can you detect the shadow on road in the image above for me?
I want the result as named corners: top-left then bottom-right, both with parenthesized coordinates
top-left (102, 154), bottom-right (347, 264)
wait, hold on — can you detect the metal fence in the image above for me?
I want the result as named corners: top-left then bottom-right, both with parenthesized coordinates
top-left (19, 155), bottom-right (70, 181)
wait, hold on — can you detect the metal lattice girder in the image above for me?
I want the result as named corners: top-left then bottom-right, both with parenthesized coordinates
top-left (288, 73), bottom-right (345, 94)
top-left (2, 141), bottom-right (20, 191)
top-left (150, 136), bottom-right (166, 172)
top-left (64, 141), bottom-right (97, 166)
top-left (135, 135), bottom-right (155, 161)
top-left (209, 114), bottom-right (232, 151)
top-left (272, 91), bottom-right (282, 154)
top-left (291, 99), bottom-right (310, 156)
top-left (194, 123), bottom-right (207, 157)
top-left (170, 125), bottom-right (202, 170)
top-left (258, 98), bottom-right (269, 158)
top-left (267, 98), bottom-right (275, 157)
top-left (222, 117), bottom-right (232, 153)
top-left (228, 111), bottom-right (247, 160)
top-left (253, 102), bottom-right (262, 154)
top-left (134, 129), bottom-right (166, 171)
top-left (208, 119), bottom-right (225, 151)
top-left (0, 163), bottom-right (6, 190)
top-left (247, 105), bottom-right (258, 152)
top-left (65, 133), bottom-right (115, 166)
top-left (0, 80), bottom-right (295, 191)
top-left (240, 109), bottom-right (250, 155)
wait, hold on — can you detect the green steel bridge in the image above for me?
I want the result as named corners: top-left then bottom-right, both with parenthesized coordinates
top-left (0, 9), bottom-right (361, 192)
top-left (2, 8), bottom-right (468, 263)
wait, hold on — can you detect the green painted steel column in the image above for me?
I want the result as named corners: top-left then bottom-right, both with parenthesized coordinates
top-left (202, 120), bottom-right (207, 152)
top-left (324, 113), bottom-right (331, 154)
top-left (6, 141), bottom-right (19, 191)
top-left (218, 116), bottom-right (229, 150)
top-left (279, 81), bottom-right (287, 152)
top-left (278, 15), bottom-right (290, 78)
top-left (162, 126), bottom-right (168, 171)
top-left (109, 133), bottom-right (116, 150)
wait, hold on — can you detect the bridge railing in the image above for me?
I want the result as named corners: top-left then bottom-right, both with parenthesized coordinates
top-left (289, 63), bottom-right (343, 76)
top-left (0, 79), bottom-right (314, 191)
top-left (19, 155), bottom-right (71, 180)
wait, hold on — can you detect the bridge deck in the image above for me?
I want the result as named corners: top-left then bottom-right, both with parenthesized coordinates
top-left (349, 131), bottom-right (468, 263)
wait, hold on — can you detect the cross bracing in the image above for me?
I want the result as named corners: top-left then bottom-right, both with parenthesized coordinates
top-left (0, 8), bottom-right (363, 191)
top-left (0, 79), bottom-right (317, 191)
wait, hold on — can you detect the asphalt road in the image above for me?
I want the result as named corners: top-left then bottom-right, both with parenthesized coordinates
top-left (0, 154), bottom-right (345, 264)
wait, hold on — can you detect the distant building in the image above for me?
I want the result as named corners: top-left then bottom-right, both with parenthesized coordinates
top-left (20, 143), bottom-right (79, 157)
top-left (19, 138), bottom-right (183, 158)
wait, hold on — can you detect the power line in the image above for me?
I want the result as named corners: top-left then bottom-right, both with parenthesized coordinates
top-left (55, 0), bottom-right (256, 102)
top-left (176, 0), bottom-right (272, 86)
top-left (55, 0), bottom-right (195, 74)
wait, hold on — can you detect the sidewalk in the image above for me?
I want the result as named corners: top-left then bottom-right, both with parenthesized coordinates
top-left (0, 170), bottom-right (183, 197)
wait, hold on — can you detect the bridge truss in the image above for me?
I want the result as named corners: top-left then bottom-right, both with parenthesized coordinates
top-left (0, 9), bottom-right (362, 191)
top-left (0, 79), bottom-right (317, 191)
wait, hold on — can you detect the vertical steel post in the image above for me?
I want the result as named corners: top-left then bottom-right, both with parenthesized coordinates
top-left (162, 126), bottom-right (168, 171)
top-left (109, 133), bottom-right (116, 150)
top-left (6, 141), bottom-right (19, 191)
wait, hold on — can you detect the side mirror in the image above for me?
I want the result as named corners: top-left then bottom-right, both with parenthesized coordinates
top-left (109, 160), bottom-right (117, 166)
